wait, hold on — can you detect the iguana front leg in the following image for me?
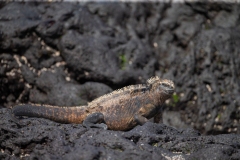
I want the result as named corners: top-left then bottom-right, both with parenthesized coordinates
top-left (134, 114), bottom-right (148, 125)
top-left (83, 112), bottom-right (108, 130)
top-left (134, 103), bottom-right (159, 125)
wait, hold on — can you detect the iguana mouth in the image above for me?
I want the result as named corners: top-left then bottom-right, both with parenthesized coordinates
top-left (165, 88), bottom-right (174, 95)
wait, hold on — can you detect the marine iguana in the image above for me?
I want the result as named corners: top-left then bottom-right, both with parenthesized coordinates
top-left (13, 76), bottom-right (174, 131)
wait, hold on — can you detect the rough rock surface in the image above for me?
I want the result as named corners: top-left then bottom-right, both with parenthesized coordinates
top-left (0, 1), bottom-right (240, 159)
top-left (1, 108), bottom-right (240, 160)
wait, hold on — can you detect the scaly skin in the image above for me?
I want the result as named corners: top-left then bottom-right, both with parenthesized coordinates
top-left (13, 76), bottom-right (174, 131)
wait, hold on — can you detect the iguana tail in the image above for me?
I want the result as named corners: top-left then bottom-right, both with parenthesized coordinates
top-left (12, 104), bottom-right (86, 124)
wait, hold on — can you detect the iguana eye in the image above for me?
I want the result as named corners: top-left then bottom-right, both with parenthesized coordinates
top-left (161, 83), bottom-right (172, 89)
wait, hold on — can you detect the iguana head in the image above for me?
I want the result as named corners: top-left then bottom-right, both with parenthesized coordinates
top-left (147, 76), bottom-right (174, 97)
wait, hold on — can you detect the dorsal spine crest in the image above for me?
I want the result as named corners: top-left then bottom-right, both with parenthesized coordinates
top-left (88, 84), bottom-right (148, 106)
top-left (147, 76), bottom-right (160, 85)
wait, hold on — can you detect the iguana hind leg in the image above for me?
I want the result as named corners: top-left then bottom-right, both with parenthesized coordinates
top-left (83, 112), bottom-right (107, 130)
